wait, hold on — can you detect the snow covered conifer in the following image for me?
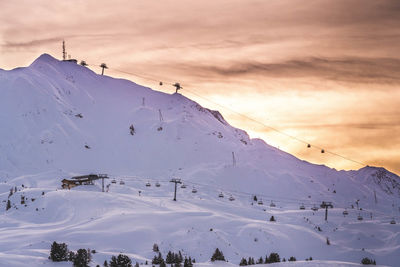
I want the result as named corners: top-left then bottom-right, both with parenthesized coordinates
top-left (50, 241), bottom-right (69, 261)
top-left (239, 258), bottom-right (248, 266)
top-left (73, 248), bottom-right (89, 267)
top-left (6, 199), bottom-right (11, 211)
top-left (268, 253), bottom-right (280, 263)
top-left (211, 248), bottom-right (225, 262)
top-left (110, 254), bottom-right (132, 267)
top-left (166, 251), bottom-right (173, 264)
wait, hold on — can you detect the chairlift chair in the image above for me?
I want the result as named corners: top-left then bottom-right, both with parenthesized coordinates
top-left (146, 182), bottom-right (151, 187)
top-left (258, 199), bottom-right (263, 205)
top-left (218, 192), bottom-right (224, 198)
top-left (357, 214), bottom-right (363, 221)
top-left (155, 182), bottom-right (161, 187)
top-left (192, 188), bottom-right (197, 193)
top-left (270, 201), bottom-right (276, 207)
top-left (229, 195), bottom-right (235, 201)
top-left (181, 184), bottom-right (187, 189)
top-left (343, 209), bottom-right (349, 216)
top-left (300, 204), bottom-right (306, 210)
top-left (119, 181), bottom-right (125, 185)
top-left (311, 205), bottom-right (319, 212)
top-left (111, 179), bottom-right (116, 184)
top-left (390, 218), bottom-right (396, 224)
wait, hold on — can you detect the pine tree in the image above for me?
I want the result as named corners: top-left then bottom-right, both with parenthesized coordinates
top-left (239, 258), bottom-right (248, 266)
top-left (160, 260), bottom-right (166, 267)
top-left (73, 248), bottom-right (89, 267)
top-left (269, 216), bottom-right (276, 222)
top-left (6, 199), bottom-right (11, 211)
top-left (178, 251), bottom-right (183, 263)
top-left (268, 253), bottom-right (280, 263)
top-left (69, 251), bottom-right (76, 261)
top-left (50, 241), bottom-right (69, 262)
top-left (104, 260), bottom-right (109, 266)
top-left (110, 254), bottom-right (132, 267)
top-left (256, 257), bottom-right (263, 264)
top-left (288, 256), bottom-right (296, 262)
top-left (211, 248), bottom-right (225, 262)
top-left (166, 251), bottom-right (173, 264)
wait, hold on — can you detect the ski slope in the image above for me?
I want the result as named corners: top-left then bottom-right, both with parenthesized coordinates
top-left (0, 54), bottom-right (399, 266)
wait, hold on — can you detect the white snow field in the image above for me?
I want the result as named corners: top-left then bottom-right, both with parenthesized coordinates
top-left (0, 54), bottom-right (399, 266)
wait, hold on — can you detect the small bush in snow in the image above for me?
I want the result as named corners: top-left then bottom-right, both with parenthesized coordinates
top-left (269, 216), bottom-right (276, 222)
top-left (288, 256), bottom-right (296, 261)
top-left (152, 243), bottom-right (159, 252)
top-left (361, 257), bottom-right (376, 265)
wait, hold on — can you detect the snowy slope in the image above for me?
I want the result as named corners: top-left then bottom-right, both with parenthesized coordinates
top-left (0, 54), bottom-right (399, 266)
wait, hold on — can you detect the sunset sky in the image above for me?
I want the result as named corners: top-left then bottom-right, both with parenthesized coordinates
top-left (1, 0), bottom-right (399, 174)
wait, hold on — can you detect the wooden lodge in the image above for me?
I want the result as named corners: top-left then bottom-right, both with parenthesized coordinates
top-left (62, 174), bottom-right (108, 189)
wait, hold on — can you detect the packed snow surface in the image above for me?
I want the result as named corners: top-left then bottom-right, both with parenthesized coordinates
top-left (0, 54), bottom-right (399, 266)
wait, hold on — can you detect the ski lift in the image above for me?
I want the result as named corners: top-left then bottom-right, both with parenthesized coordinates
top-left (192, 188), bottom-right (197, 193)
top-left (343, 209), bottom-right (349, 216)
top-left (181, 184), bottom-right (187, 189)
top-left (270, 201), bottom-right (276, 207)
top-left (311, 205), bottom-right (319, 212)
top-left (357, 214), bottom-right (363, 221)
top-left (119, 181), bottom-right (125, 185)
top-left (146, 182), bottom-right (151, 187)
top-left (321, 149), bottom-right (325, 153)
top-left (218, 192), bottom-right (224, 198)
top-left (300, 204), bottom-right (306, 210)
top-left (111, 179), bottom-right (116, 184)
top-left (229, 195), bottom-right (235, 201)
top-left (155, 182), bottom-right (161, 187)
top-left (390, 218), bottom-right (396, 224)
top-left (258, 199), bottom-right (263, 205)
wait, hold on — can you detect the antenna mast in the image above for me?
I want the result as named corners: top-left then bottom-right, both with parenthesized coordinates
top-left (62, 40), bottom-right (66, 60)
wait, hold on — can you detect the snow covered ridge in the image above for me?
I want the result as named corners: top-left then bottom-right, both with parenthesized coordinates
top-left (0, 54), bottom-right (399, 266)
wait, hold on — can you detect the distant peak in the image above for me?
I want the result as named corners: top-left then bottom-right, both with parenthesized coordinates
top-left (31, 53), bottom-right (59, 65)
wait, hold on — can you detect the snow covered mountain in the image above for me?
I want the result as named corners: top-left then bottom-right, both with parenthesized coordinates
top-left (0, 54), bottom-right (399, 266)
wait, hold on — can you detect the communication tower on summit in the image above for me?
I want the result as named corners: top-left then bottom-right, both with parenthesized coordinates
top-left (62, 40), bottom-right (66, 61)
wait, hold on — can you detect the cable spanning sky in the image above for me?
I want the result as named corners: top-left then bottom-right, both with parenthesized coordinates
top-left (1, 0), bottom-right (399, 174)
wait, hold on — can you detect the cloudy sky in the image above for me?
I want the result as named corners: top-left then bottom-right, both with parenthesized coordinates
top-left (1, 0), bottom-right (399, 174)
